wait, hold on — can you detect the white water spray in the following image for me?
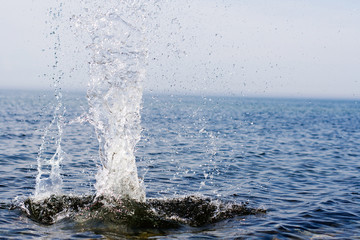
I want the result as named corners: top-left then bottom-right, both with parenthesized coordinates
top-left (34, 0), bottom-right (160, 202)
top-left (84, 1), bottom-right (158, 202)
top-left (34, 3), bottom-right (65, 199)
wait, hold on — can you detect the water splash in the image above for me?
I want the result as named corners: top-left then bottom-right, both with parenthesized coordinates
top-left (34, 0), bottom-right (160, 201)
top-left (34, 100), bottom-right (65, 198)
top-left (84, 1), bottom-right (157, 202)
top-left (35, 3), bottom-right (66, 199)
top-left (17, 2), bottom-right (270, 232)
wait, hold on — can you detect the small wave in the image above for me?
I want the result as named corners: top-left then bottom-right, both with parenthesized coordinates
top-left (16, 195), bottom-right (265, 228)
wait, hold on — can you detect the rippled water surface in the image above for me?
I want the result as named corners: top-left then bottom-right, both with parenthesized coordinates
top-left (1, 90), bottom-right (360, 239)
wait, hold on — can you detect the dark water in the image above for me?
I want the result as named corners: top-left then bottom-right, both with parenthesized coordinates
top-left (1, 90), bottom-right (360, 239)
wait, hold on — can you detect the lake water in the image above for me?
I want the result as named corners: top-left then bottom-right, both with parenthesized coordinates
top-left (1, 90), bottom-right (360, 239)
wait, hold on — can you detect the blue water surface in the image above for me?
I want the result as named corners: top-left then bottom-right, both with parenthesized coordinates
top-left (0, 90), bottom-right (360, 239)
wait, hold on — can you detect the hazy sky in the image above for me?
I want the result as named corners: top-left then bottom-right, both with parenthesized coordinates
top-left (1, 0), bottom-right (360, 99)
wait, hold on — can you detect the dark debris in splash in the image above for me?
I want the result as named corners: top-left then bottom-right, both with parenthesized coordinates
top-left (23, 195), bottom-right (95, 225)
top-left (148, 196), bottom-right (265, 227)
top-left (18, 195), bottom-right (266, 228)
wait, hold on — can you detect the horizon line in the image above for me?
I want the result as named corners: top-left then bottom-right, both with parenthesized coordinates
top-left (0, 87), bottom-right (359, 102)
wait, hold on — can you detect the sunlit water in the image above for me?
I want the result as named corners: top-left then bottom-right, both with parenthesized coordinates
top-left (1, 90), bottom-right (360, 239)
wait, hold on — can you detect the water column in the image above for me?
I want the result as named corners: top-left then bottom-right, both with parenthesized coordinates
top-left (86, 1), bottom-right (150, 202)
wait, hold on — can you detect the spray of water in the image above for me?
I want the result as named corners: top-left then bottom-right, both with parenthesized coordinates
top-left (34, 0), bottom-right (160, 201)
top-left (83, 0), bottom-right (161, 202)
top-left (19, 2), bottom-right (269, 229)
top-left (35, 3), bottom-right (65, 199)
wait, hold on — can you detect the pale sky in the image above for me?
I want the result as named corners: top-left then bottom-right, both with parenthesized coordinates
top-left (0, 0), bottom-right (360, 99)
